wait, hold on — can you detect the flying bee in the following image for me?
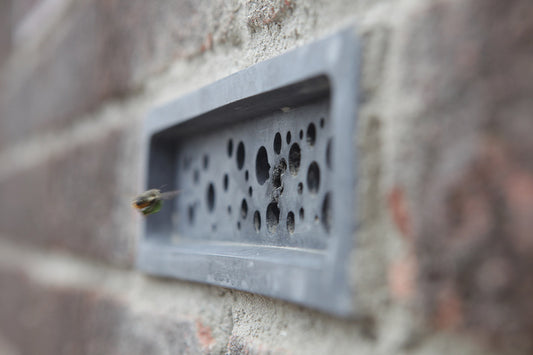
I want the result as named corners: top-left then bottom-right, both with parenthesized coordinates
top-left (132, 189), bottom-right (180, 216)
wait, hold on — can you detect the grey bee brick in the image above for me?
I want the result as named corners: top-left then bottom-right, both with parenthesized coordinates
top-left (0, 128), bottom-right (135, 266)
top-left (390, 0), bottom-right (533, 350)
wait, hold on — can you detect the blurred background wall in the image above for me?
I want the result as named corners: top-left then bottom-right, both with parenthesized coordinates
top-left (0, 0), bottom-right (532, 354)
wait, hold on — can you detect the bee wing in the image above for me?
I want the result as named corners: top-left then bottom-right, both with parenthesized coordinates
top-left (159, 190), bottom-right (181, 200)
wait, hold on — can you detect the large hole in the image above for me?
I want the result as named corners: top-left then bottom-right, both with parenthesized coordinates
top-left (273, 133), bottom-right (282, 154)
top-left (287, 211), bottom-right (295, 234)
top-left (322, 192), bottom-right (332, 233)
top-left (254, 211), bottom-right (261, 232)
top-left (266, 202), bottom-right (280, 233)
top-left (236, 141), bottom-right (245, 170)
top-left (241, 199), bottom-right (248, 219)
top-left (227, 139), bottom-right (233, 157)
top-left (288, 143), bottom-right (301, 176)
top-left (206, 183), bottom-right (215, 212)
top-left (326, 138), bottom-right (332, 169)
top-left (306, 123), bottom-right (316, 146)
top-left (255, 146), bottom-right (270, 185)
top-left (307, 161), bottom-right (320, 194)
top-left (272, 159), bottom-right (287, 189)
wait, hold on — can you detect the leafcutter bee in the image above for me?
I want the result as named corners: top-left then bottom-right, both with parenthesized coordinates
top-left (132, 189), bottom-right (180, 216)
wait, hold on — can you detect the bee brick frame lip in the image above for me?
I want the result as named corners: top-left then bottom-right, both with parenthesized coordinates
top-left (138, 27), bottom-right (360, 316)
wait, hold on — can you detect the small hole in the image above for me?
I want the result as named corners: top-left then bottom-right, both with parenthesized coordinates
top-left (272, 159), bottom-right (287, 189)
top-left (206, 183), bottom-right (215, 212)
top-left (320, 118), bottom-right (325, 128)
top-left (227, 205), bottom-right (232, 214)
top-left (223, 174), bottom-right (229, 191)
top-left (193, 169), bottom-right (200, 184)
top-left (255, 146), bottom-right (270, 185)
top-left (273, 133), bottom-right (282, 154)
top-left (266, 202), bottom-right (280, 233)
top-left (241, 199), bottom-right (248, 219)
top-left (297, 182), bottom-right (303, 194)
top-left (299, 130), bottom-right (303, 140)
top-left (203, 155), bottom-right (209, 170)
top-left (315, 215), bottom-right (319, 223)
top-left (307, 161), bottom-right (320, 194)
top-left (227, 139), bottom-right (233, 157)
top-left (326, 139), bottom-right (332, 169)
top-left (236, 141), bottom-right (245, 170)
top-left (286, 131), bottom-right (291, 144)
top-left (322, 193), bottom-right (332, 232)
top-left (188, 205), bottom-right (195, 224)
top-left (299, 207), bottom-right (304, 220)
top-left (288, 143), bottom-right (301, 176)
top-left (248, 186), bottom-right (253, 197)
top-left (245, 170), bottom-right (249, 181)
top-left (287, 211), bottom-right (295, 234)
top-left (237, 221), bottom-right (241, 230)
top-left (306, 123), bottom-right (316, 146)
top-left (254, 211), bottom-right (261, 232)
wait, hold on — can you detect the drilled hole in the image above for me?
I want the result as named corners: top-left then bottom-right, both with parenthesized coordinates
top-left (288, 143), bottom-right (301, 176)
top-left (255, 146), bottom-right (270, 185)
top-left (241, 199), bottom-right (248, 219)
top-left (326, 139), bottom-right (332, 169)
top-left (266, 202), bottom-right (280, 233)
top-left (248, 186), bottom-right (253, 197)
top-left (236, 141), bottom-right (245, 170)
top-left (299, 129), bottom-right (303, 140)
top-left (223, 174), bottom-right (229, 191)
top-left (227, 139), bottom-right (233, 157)
top-left (188, 205), bottom-right (195, 225)
top-left (274, 132), bottom-right (282, 154)
top-left (320, 117), bottom-right (325, 128)
top-left (297, 182), bottom-right (303, 194)
top-left (203, 154), bottom-right (209, 170)
top-left (287, 211), bottom-right (295, 234)
top-left (322, 192), bottom-right (332, 232)
top-left (245, 170), bottom-right (249, 181)
top-left (299, 207), bottom-right (304, 220)
top-left (286, 131), bottom-right (291, 144)
top-left (254, 211), bottom-right (261, 232)
top-left (206, 183), bottom-right (215, 212)
top-left (306, 123), bottom-right (316, 146)
top-left (227, 205), bottom-right (232, 214)
top-left (272, 159), bottom-right (287, 189)
top-left (307, 161), bottom-right (320, 194)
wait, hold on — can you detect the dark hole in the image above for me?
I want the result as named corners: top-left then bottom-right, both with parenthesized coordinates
top-left (237, 221), bottom-right (241, 230)
top-left (203, 155), bottom-right (209, 170)
top-left (227, 139), bottom-right (233, 157)
top-left (236, 141), bottom-right (245, 170)
top-left (299, 207), bottom-right (304, 220)
top-left (326, 138), bottom-right (332, 169)
top-left (266, 202), bottom-right (280, 233)
top-left (255, 146), bottom-right (270, 185)
top-left (272, 159), bottom-right (287, 189)
top-left (206, 183), bottom-right (215, 212)
top-left (297, 182), bottom-right (303, 194)
top-left (299, 129), bottom-right (303, 140)
top-left (248, 186), bottom-right (253, 197)
top-left (287, 211), bottom-right (295, 234)
top-left (288, 143), bottom-right (301, 176)
top-left (223, 174), bottom-right (229, 191)
top-left (307, 161), bottom-right (320, 194)
top-left (320, 117), bottom-right (325, 128)
top-left (286, 131), bottom-right (292, 144)
top-left (306, 123), bottom-right (316, 146)
top-left (322, 192), bottom-right (332, 233)
top-left (245, 170), bottom-right (249, 181)
top-left (254, 211), bottom-right (261, 232)
top-left (227, 205), bottom-right (232, 214)
top-left (241, 199), bottom-right (248, 219)
top-left (188, 205), bottom-right (195, 224)
top-left (273, 133), bottom-right (282, 154)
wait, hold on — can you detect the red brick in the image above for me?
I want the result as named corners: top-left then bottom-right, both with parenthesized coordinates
top-left (0, 267), bottom-right (203, 355)
top-left (399, 0), bottom-right (533, 350)
top-left (0, 0), bottom-right (234, 150)
top-left (0, 128), bottom-right (134, 266)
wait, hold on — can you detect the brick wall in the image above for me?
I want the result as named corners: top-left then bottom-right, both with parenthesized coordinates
top-left (0, 0), bottom-right (532, 354)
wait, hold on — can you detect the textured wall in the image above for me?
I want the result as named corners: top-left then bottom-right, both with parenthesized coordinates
top-left (0, 0), bottom-right (531, 354)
